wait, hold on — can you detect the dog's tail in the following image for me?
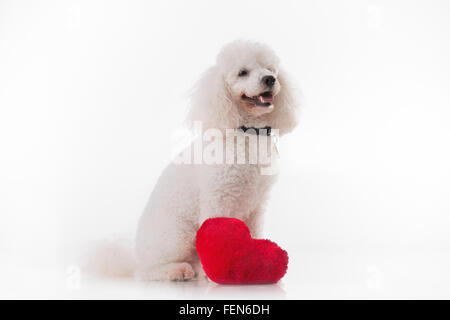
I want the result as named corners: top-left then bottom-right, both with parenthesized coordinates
top-left (82, 237), bottom-right (137, 278)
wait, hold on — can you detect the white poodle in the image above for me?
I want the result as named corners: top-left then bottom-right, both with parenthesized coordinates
top-left (134, 40), bottom-right (299, 281)
top-left (87, 40), bottom-right (299, 281)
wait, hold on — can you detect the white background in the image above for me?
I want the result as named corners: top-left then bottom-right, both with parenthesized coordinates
top-left (1, 0), bottom-right (450, 299)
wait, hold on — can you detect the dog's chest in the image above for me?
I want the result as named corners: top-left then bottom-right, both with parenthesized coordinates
top-left (218, 162), bottom-right (277, 214)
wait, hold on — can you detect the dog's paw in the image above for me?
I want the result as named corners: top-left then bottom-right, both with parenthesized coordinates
top-left (194, 267), bottom-right (210, 282)
top-left (169, 262), bottom-right (195, 281)
top-left (191, 260), bottom-right (209, 281)
top-left (135, 262), bottom-right (195, 281)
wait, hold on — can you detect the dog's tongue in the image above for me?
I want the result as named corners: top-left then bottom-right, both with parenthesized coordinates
top-left (259, 93), bottom-right (273, 103)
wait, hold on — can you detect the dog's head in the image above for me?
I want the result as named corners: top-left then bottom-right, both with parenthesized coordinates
top-left (189, 40), bottom-right (299, 135)
top-left (217, 41), bottom-right (281, 117)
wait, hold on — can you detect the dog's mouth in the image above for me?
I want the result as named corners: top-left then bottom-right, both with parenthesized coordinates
top-left (241, 91), bottom-right (274, 107)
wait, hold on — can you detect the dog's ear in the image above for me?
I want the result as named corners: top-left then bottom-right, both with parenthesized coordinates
top-left (270, 68), bottom-right (300, 135)
top-left (187, 66), bottom-right (239, 131)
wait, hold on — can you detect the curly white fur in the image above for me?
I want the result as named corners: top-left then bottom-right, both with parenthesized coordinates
top-left (87, 40), bottom-right (299, 281)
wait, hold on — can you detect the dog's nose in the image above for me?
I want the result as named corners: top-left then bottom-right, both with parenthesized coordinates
top-left (262, 75), bottom-right (276, 88)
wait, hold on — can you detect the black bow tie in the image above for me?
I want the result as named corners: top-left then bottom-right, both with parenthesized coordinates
top-left (238, 126), bottom-right (272, 136)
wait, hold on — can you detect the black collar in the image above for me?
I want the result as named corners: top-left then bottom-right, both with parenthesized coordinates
top-left (238, 126), bottom-right (272, 136)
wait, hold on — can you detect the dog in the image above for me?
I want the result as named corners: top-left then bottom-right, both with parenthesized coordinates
top-left (134, 40), bottom-right (299, 281)
top-left (86, 40), bottom-right (299, 281)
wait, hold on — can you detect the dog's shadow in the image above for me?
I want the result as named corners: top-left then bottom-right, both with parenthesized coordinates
top-left (170, 277), bottom-right (287, 298)
top-left (142, 277), bottom-right (286, 299)
top-left (82, 273), bottom-right (286, 299)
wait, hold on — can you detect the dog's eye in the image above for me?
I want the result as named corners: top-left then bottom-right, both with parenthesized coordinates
top-left (238, 69), bottom-right (248, 77)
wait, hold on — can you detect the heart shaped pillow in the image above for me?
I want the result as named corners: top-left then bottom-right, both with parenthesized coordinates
top-left (196, 217), bottom-right (288, 284)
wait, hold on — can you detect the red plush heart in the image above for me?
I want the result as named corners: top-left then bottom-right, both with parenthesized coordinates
top-left (196, 217), bottom-right (288, 284)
